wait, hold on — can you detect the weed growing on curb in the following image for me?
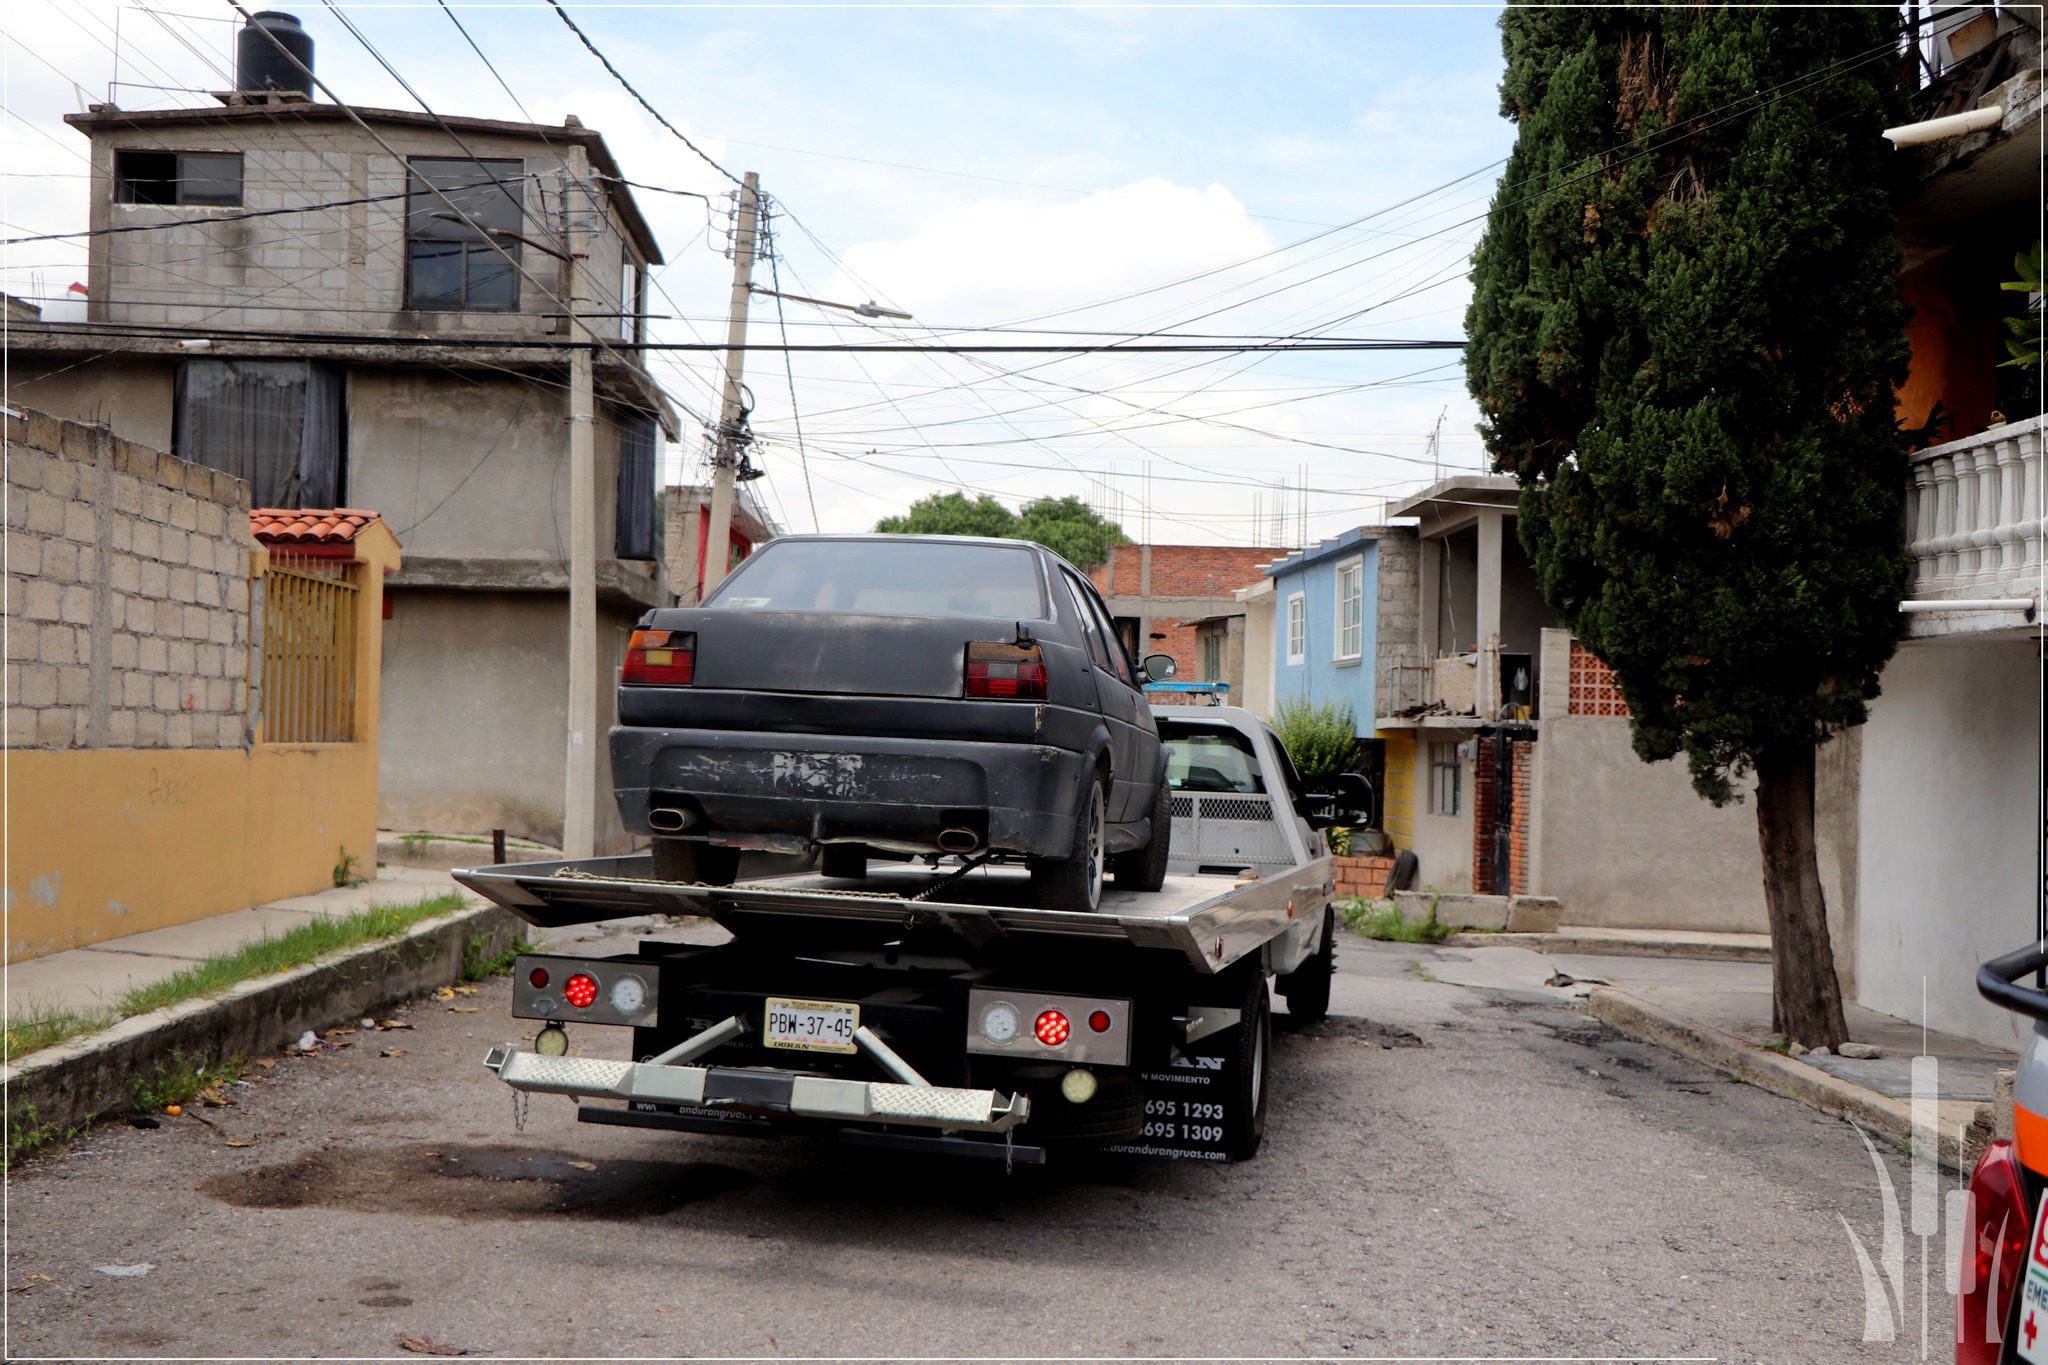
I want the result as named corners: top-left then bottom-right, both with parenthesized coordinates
top-left (3, 1100), bottom-right (86, 1171)
top-left (332, 846), bottom-right (366, 887)
top-left (463, 935), bottom-right (531, 981)
top-left (4, 892), bottom-right (466, 1062)
top-left (130, 1055), bottom-right (244, 1115)
top-left (1340, 896), bottom-right (1453, 944)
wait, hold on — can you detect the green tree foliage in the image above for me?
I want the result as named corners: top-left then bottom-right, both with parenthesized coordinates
top-left (1015, 496), bottom-right (1130, 569)
top-left (1272, 699), bottom-right (1363, 784)
top-left (873, 492), bottom-right (1019, 540)
top-left (1465, 5), bottom-right (1911, 1047)
top-left (874, 492), bottom-right (1129, 568)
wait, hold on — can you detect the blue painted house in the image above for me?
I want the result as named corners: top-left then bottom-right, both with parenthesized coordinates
top-left (1263, 527), bottom-right (1383, 730)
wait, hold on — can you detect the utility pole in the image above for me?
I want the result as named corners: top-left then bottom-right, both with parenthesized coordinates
top-left (562, 164), bottom-right (597, 859)
top-left (703, 171), bottom-right (761, 601)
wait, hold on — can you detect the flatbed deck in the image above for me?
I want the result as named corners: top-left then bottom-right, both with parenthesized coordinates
top-left (454, 853), bottom-right (1332, 975)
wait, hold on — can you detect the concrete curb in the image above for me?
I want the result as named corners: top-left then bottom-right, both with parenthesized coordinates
top-left (1446, 931), bottom-right (1770, 962)
top-left (3, 903), bottom-right (524, 1137)
top-left (1583, 987), bottom-right (1979, 1173)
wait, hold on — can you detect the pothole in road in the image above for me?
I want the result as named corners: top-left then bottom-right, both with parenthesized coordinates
top-left (198, 1143), bottom-right (756, 1220)
top-left (1284, 1016), bottom-right (1425, 1048)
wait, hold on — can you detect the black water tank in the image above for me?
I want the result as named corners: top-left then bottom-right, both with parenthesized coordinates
top-left (236, 11), bottom-right (313, 95)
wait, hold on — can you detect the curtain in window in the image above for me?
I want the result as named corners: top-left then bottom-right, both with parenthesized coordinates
top-left (615, 409), bottom-right (658, 560)
top-left (174, 360), bottom-right (343, 508)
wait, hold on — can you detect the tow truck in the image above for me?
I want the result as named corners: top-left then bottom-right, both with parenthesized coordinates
top-left (456, 705), bottom-right (1363, 1165)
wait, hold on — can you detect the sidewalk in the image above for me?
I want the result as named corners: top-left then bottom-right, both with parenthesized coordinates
top-left (1420, 937), bottom-right (2013, 1170)
top-left (4, 866), bottom-right (521, 1139)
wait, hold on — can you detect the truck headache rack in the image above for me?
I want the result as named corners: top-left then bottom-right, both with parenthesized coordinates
top-left (1978, 941), bottom-right (2048, 1021)
top-left (482, 1046), bottom-right (1032, 1133)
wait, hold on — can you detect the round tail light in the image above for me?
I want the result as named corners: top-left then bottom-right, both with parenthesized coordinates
top-left (1088, 1010), bottom-right (1112, 1033)
top-left (528, 966), bottom-right (550, 989)
top-left (563, 973), bottom-right (599, 1009)
top-left (1034, 1009), bottom-right (1071, 1046)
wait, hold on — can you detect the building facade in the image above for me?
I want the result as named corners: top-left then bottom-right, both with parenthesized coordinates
top-left (6, 78), bottom-right (677, 853)
top-left (1088, 543), bottom-right (1285, 696)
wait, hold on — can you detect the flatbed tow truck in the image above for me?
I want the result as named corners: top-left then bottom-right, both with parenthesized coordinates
top-left (456, 706), bottom-right (1356, 1166)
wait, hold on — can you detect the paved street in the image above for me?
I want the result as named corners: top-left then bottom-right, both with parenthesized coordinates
top-left (8, 931), bottom-right (1933, 1361)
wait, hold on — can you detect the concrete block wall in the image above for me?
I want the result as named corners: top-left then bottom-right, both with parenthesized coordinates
top-left (6, 407), bottom-right (257, 750)
top-left (1374, 527), bottom-right (1422, 712)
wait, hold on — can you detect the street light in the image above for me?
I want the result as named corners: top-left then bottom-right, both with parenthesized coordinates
top-left (749, 285), bottom-right (913, 321)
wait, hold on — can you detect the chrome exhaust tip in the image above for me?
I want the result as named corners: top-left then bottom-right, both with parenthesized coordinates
top-left (648, 806), bottom-right (694, 833)
top-left (936, 827), bottom-right (980, 854)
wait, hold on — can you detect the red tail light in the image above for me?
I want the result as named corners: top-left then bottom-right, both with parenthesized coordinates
top-left (563, 973), bottom-right (599, 1010)
top-left (966, 641), bottom-right (1047, 700)
top-left (622, 630), bottom-right (694, 686)
top-left (1034, 1010), bottom-right (1071, 1046)
top-left (528, 967), bottom-right (550, 989)
top-left (1958, 1139), bottom-right (2031, 1362)
top-left (1088, 1010), bottom-right (1112, 1033)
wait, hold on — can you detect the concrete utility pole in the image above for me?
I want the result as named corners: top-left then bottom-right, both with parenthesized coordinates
top-left (562, 166), bottom-right (598, 859)
top-left (703, 171), bottom-right (760, 601)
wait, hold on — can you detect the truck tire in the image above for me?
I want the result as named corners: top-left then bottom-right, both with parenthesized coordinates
top-left (821, 844), bottom-right (867, 880)
top-left (651, 838), bottom-right (739, 886)
top-left (1221, 965), bottom-right (1271, 1161)
top-left (1278, 905), bottom-right (1335, 1026)
top-left (1111, 775), bottom-right (1172, 892)
top-left (1030, 775), bottom-right (1106, 912)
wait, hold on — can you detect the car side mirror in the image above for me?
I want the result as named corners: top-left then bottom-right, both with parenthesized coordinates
top-left (1141, 654), bottom-right (1178, 683)
top-left (1299, 772), bottom-right (1375, 830)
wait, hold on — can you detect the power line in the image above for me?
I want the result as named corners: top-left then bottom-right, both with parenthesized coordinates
top-left (542, 0), bottom-right (739, 188)
top-left (762, 218), bottom-right (818, 532)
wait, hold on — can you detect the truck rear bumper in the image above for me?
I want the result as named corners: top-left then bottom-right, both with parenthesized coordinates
top-left (483, 1046), bottom-right (1034, 1134)
top-left (611, 725), bottom-right (1085, 856)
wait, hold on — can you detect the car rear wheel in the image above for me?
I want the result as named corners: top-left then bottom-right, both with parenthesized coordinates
top-left (1112, 774), bottom-right (1172, 892)
top-left (650, 838), bottom-right (740, 886)
top-left (1030, 775), bottom-right (1106, 912)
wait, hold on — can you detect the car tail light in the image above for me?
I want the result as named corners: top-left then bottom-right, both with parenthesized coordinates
top-left (1088, 1010), bottom-right (1112, 1034)
top-left (622, 630), bottom-right (695, 686)
top-left (528, 967), bottom-right (550, 990)
top-left (1034, 1010), bottom-right (1070, 1046)
top-left (965, 641), bottom-right (1047, 700)
top-left (563, 973), bottom-right (599, 1010)
top-left (1958, 1139), bottom-right (2031, 1362)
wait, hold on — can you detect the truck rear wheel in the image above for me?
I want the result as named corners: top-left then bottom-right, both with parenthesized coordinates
top-left (1030, 775), bottom-right (1106, 912)
top-left (1111, 775), bottom-right (1172, 892)
top-left (1222, 965), bottom-right (1271, 1161)
top-left (1278, 905), bottom-right (1335, 1026)
top-left (651, 838), bottom-right (739, 886)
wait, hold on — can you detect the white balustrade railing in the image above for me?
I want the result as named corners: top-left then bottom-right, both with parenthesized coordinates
top-left (1905, 415), bottom-right (2046, 598)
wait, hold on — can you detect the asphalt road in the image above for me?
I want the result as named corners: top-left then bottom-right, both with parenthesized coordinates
top-left (7, 929), bottom-right (1940, 1362)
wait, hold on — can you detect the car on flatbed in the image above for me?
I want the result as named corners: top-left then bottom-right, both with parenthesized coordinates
top-left (461, 705), bottom-right (1368, 1164)
top-left (611, 534), bottom-right (1179, 912)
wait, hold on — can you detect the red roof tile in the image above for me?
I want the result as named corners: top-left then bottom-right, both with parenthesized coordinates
top-left (249, 507), bottom-right (380, 545)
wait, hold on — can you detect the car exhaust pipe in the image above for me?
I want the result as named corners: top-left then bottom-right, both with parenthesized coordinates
top-left (648, 806), bottom-right (694, 833)
top-left (936, 827), bottom-right (981, 854)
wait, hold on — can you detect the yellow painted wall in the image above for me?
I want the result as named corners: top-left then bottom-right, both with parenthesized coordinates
top-left (6, 521), bottom-right (401, 961)
top-left (1379, 728), bottom-right (1415, 851)
top-left (5, 743), bottom-right (381, 959)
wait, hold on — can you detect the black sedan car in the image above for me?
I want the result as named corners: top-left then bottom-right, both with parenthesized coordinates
top-left (611, 535), bottom-right (1177, 912)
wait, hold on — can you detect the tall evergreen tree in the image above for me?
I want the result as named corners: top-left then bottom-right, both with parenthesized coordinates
top-left (1466, 4), bottom-right (1912, 1047)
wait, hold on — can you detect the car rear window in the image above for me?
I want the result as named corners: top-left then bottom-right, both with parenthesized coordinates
top-left (1162, 725), bottom-right (1266, 794)
top-left (709, 540), bottom-right (1047, 618)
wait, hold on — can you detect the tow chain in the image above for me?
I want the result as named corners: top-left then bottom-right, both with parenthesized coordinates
top-left (550, 851), bottom-right (999, 904)
top-left (511, 1087), bottom-right (530, 1134)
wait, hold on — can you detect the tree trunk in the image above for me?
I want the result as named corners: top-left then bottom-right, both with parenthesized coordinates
top-left (1753, 744), bottom-right (1849, 1050)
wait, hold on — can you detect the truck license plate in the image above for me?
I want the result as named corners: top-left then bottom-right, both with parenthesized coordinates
top-left (764, 997), bottom-right (859, 1054)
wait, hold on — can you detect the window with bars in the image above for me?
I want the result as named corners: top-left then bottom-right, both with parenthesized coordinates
top-left (1428, 740), bottom-right (1461, 816)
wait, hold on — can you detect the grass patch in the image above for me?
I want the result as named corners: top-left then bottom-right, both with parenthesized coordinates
top-left (463, 933), bottom-right (531, 982)
top-left (4, 1100), bottom-right (87, 1172)
top-left (1339, 895), bottom-right (1454, 945)
top-left (3, 891), bottom-right (468, 1064)
top-left (393, 831), bottom-right (551, 851)
top-left (129, 1054), bottom-right (244, 1114)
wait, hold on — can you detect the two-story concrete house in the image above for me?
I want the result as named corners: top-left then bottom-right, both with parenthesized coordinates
top-left (7, 27), bottom-right (677, 852)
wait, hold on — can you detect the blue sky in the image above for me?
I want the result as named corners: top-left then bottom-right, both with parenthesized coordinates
top-left (3, 2), bottom-right (1518, 544)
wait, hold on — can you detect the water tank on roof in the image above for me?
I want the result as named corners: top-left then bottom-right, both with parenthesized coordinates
top-left (236, 11), bottom-right (313, 96)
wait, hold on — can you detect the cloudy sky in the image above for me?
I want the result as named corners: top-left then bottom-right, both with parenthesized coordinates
top-left (2, 1), bottom-right (1517, 545)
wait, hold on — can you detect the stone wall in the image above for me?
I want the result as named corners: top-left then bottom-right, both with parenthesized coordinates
top-left (6, 407), bottom-right (257, 750)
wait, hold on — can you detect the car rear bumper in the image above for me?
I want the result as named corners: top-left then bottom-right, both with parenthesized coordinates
top-left (611, 725), bottom-right (1086, 857)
